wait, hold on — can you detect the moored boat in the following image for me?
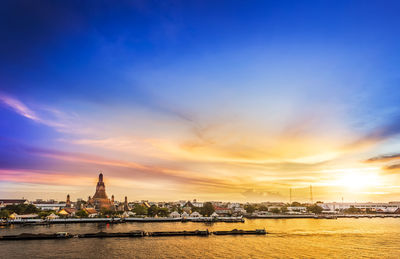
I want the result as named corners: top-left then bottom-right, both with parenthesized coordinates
top-left (212, 229), bottom-right (267, 235)
top-left (0, 232), bottom-right (73, 240)
top-left (147, 230), bottom-right (210, 236)
top-left (78, 231), bottom-right (145, 238)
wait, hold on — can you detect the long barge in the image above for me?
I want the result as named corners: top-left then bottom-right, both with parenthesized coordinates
top-left (78, 231), bottom-right (145, 238)
top-left (0, 229), bottom-right (266, 240)
top-left (148, 230), bottom-right (209, 236)
top-left (213, 229), bottom-right (266, 235)
top-left (0, 232), bottom-right (73, 240)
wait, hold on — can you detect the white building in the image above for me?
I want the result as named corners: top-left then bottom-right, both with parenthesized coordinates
top-left (34, 203), bottom-right (66, 211)
top-left (190, 211), bottom-right (201, 217)
top-left (169, 211), bottom-right (180, 218)
top-left (287, 206), bottom-right (307, 213)
top-left (228, 203), bottom-right (241, 209)
top-left (320, 202), bottom-right (400, 213)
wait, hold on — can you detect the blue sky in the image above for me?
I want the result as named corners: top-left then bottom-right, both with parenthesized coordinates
top-left (1, 0), bottom-right (400, 202)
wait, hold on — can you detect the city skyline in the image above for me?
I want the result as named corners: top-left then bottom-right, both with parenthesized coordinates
top-left (2, 1), bottom-right (400, 202)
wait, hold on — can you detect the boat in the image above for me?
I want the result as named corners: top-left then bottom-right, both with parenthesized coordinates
top-left (78, 231), bottom-right (145, 238)
top-left (0, 232), bottom-right (73, 240)
top-left (147, 230), bottom-right (210, 236)
top-left (212, 229), bottom-right (267, 235)
top-left (314, 215), bottom-right (337, 219)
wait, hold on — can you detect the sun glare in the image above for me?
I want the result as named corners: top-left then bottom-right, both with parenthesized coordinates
top-left (334, 169), bottom-right (381, 190)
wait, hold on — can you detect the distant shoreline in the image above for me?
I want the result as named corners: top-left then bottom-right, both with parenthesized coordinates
top-left (2, 214), bottom-right (400, 226)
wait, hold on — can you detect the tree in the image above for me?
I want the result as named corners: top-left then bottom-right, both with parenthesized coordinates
top-left (258, 205), bottom-right (268, 211)
top-left (307, 204), bottom-right (323, 214)
top-left (157, 208), bottom-right (169, 217)
top-left (132, 204), bottom-right (148, 215)
top-left (280, 206), bottom-right (288, 213)
top-left (201, 202), bottom-right (215, 216)
top-left (170, 205), bottom-right (182, 214)
top-left (5, 204), bottom-right (40, 214)
top-left (147, 205), bottom-right (158, 217)
top-left (100, 208), bottom-right (114, 217)
top-left (0, 209), bottom-right (10, 219)
top-left (244, 204), bottom-right (256, 214)
top-left (38, 210), bottom-right (54, 219)
top-left (76, 210), bottom-right (89, 218)
top-left (270, 208), bottom-right (281, 214)
top-left (291, 202), bottom-right (302, 207)
top-left (343, 207), bottom-right (362, 214)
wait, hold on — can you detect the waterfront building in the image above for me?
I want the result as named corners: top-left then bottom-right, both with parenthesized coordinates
top-left (58, 208), bottom-right (77, 217)
top-left (9, 213), bottom-right (38, 219)
top-left (211, 212), bottom-right (219, 217)
top-left (0, 199), bottom-right (27, 208)
top-left (83, 208), bottom-right (98, 217)
top-left (170, 211), bottom-right (180, 218)
top-left (320, 202), bottom-right (400, 213)
top-left (88, 173), bottom-right (112, 210)
top-left (46, 213), bottom-right (59, 220)
top-left (214, 207), bottom-right (232, 216)
top-left (287, 206), bottom-right (307, 213)
top-left (34, 203), bottom-right (66, 211)
top-left (192, 199), bottom-right (204, 208)
top-left (190, 211), bottom-right (201, 217)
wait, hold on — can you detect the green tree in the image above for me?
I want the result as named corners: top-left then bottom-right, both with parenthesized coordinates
top-left (5, 204), bottom-right (40, 214)
top-left (200, 202), bottom-right (215, 216)
top-left (244, 204), bottom-right (256, 214)
top-left (147, 205), bottom-right (158, 217)
top-left (258, 205), bottom-right (268, 211)
top-left (291, 202), bottom-right (302, 207)
top-left (157, 208), bottom-right (169, 217)
top-left (76, 210), bottom-right (89, 218)
top-left (280, 206), bottom-right (288, 213)
top-left (38, 210), bottom-right (54, 219)
top-left (170, 205), bottom-right (182, 214)
top-left (307, 204), bottom-right (323, 214)
top-left (343, 207), bottom-right (362, 214)
top-left (270, 208), bottom-right (281, 214)
top-left (0, 209), bottom-right (10, 219)
top-left (132, 204), bottom-right (148, 215)
top-left (100, 208), bottom-right (114, 217)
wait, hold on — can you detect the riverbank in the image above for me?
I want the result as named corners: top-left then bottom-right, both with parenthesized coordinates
top-left (1, 216), bottom-right (245, 225)
top-left (246, 214), bottom-right (400, 219)
top-left (2, 214), bottom-right (399, 226)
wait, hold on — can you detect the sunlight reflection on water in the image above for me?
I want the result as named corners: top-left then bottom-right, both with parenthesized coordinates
top-left (1, 218), bottom-right (399, 258)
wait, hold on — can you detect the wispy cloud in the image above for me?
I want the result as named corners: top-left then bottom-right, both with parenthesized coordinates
top-left (365, 153), bottom-right (400, 163)
top-left (0, 93), bottom-right (40, 121)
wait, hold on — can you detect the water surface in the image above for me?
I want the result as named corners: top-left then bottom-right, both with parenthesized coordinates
top-left (1, 218), bottom-right (399, 258)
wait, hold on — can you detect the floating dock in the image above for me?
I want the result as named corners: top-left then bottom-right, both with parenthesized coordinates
top-left (0, 229), bottom-right (266, 240)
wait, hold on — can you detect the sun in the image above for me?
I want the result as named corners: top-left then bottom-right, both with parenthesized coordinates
top-left (334, 169), bottom-right (381, 190)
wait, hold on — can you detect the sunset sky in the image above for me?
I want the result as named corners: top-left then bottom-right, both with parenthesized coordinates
top-left (1, 1), bottom-right (400, 202)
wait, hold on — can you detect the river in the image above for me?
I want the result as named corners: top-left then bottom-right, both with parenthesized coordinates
top-left (1, 218), bottom-right (399, 258)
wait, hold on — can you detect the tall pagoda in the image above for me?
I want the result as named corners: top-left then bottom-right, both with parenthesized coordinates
top-left (88, 173), bottom-right (112, 209)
